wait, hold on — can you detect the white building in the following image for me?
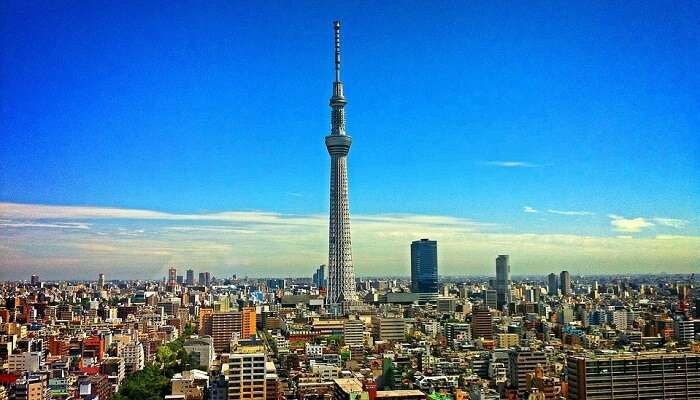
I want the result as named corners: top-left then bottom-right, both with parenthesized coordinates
top-left (122, 342), bottom-right (144, 374)
top-left (305, 343), bottom-right (323, 358)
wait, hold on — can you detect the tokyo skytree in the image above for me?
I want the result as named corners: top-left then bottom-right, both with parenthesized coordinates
top-left (325, 21), bottom-right (357, 304)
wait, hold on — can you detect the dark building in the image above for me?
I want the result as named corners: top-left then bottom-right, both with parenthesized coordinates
top-left (186, 269), bottom-right (195, 286)
top-left (410, 239), bottom-right (438, 295)
top-left (471, 306), bottom-right (493, 340)
top-left (548, 273), bottom-right (558, 296)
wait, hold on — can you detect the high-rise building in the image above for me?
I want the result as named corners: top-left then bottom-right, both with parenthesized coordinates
top-left (168, 267), bottom-right (177, 288)
top-left (203, 309), bottom-right (257, 353)
top-left (97, 273), bottom-right (105, 289)
top-left (560, 270), bottom-right (571, 296)
top-left (199, 272), bottom-right (206, 286)
top-left (210, 312), bottom-right (241, 353)
top-left (30, 274), bottom-right (40, 286)
top-left (567, 352), bottom-right (700, 399)
top-left (410, 239), bottom-right (438, 296)
top-left (495, 255), bottom-right (511, 310)
top-left (547, 273), bottom-right (558, 295)
top-left (484, 289), bottom-right (498, 310)
top-left (225, 352), bottom-right (270, 400)
top-left (325, 21), bottom-right (357, 305)
top-left (186, 269), bottom-right (194, 286)
top-left (122, 342), bottom-right (144, 374)
top-left (508, 347), bottom-right (547, 395)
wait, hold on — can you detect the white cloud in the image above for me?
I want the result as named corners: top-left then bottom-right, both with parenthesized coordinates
top-left (523, 206), bottom-right (538, 213)
top-left (1, 202), bottom-right (699, 279)
top-left (0, 221), bottom-right (90, 230)
top-left (484, 161), bottom-right (538, 168)
top-left (608, 214), bottom-right (654, 233)
top-left (547, 209), bottom-right (595, 216)
top-left (653, 218), bottom-right (689, 229)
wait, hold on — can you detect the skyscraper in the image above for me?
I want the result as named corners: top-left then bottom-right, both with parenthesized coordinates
top-left (186, 269), bottom-right (194, 286)
top-left (547, 273), bottom-right (558, 295)
top-left (97, 273), bottom-right (105, 289)
top-left (560, 270), bottom-right (571, 296)
top-left (495, 255), bottom-right (511, 309)
top-left (325, 21), bottom-right (356, 304)
top-left (410, 239), bottom-right (438, 295)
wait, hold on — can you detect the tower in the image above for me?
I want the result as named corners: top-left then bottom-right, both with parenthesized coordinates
top-left (325, 21), bottom-right (356, 304)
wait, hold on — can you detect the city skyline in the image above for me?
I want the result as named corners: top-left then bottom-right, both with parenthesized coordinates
top-left (1, 2), bottom-right (699, 279)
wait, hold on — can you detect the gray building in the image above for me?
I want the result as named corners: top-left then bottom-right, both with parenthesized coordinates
top-left (186, 269), bottom-right (195, 286)
top-left (567, 352), bottom-right (700, 400)
top-left (372, 315), bottom-right (405, 342)
top-left (411, 238), bottom-right (438, 295)
top-left (560, 270), bottom-right (571, 296)
top-left (508, 347), bottom-right (547, 395)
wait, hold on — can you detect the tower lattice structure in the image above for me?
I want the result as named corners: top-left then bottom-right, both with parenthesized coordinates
top-left (325, 21), bottom-right (357, 304)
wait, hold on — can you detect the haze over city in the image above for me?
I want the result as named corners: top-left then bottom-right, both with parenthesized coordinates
top-left (1, 2), bottom-right (698, 280)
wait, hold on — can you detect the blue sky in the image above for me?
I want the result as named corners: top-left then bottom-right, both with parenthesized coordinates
top-left (1, 2), bottom-right (698, 279)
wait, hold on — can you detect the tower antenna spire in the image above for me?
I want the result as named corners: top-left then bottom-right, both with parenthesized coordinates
top-left (334, 20), bottom-right (341, 82)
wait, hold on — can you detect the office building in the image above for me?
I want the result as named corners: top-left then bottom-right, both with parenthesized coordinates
top-left (566, 352), bottom-right (700, 399)
top-left (560, 270), bottom-right (571, 296)
top-left (186, 269), bottom-right (194, 286)
top-left (325, 21), bottom-right (357, 304)
top-left (97, 273), bottom-right (105, 289)
top-left (372, 315), bottom-right (406, 342)
top-left (343, 317), bottom-right (364, 347)
top-left (411, 239), bottom-right (439, 296)
top-left (495, 255), bottom-right (512, 309)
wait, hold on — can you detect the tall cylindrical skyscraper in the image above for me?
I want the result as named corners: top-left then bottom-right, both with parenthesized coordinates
top-left (325, 21), bottom-right (356, 304)
top-left (495, 255), bottom-right (511, 309)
